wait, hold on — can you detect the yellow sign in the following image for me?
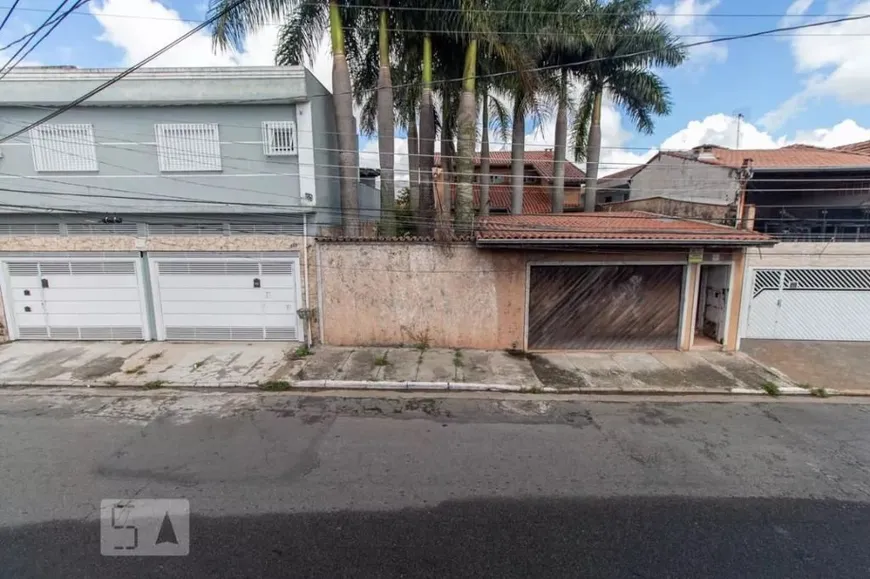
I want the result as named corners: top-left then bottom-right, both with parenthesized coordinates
top-left (688, 248), bottom-right (704, 264)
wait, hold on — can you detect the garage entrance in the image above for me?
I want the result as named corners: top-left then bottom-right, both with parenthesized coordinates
top-left (744, 268), bottom-right (870, 341)
top-left (0, 257), bottom-right (149, 340)
top-left (527, 264), bottom-right (685, 350)
top-left (148, 256), bottom-right (302, 341)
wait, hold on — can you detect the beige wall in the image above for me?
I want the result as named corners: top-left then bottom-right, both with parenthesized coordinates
top-left (317, 241), bottom-right (746, 351)
top-left (603, 197), bottom-right (731, 223)
top-left (317, 243), bottom-right (526, 349)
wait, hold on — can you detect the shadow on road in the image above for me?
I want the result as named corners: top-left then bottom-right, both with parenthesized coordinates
top-left (2, 495), bottom-right (868, 578)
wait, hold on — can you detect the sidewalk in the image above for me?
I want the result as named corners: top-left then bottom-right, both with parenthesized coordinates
top-left (0, 340), bottom-right (806, 395)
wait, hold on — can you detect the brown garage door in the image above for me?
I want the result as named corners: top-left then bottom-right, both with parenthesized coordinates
top-left (528, 264), bottom-right (684, 350)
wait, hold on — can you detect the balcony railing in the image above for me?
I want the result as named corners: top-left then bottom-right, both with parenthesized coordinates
top-left (753, 205), bottom-right (870, 242)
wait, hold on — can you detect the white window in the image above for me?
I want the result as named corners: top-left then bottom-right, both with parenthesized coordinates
top-left (29, 124), bottom-right (98, 172)
top-left (155, 123), bottom-right (222, 172)
top-left (262, 121), bottom-right (297, 156)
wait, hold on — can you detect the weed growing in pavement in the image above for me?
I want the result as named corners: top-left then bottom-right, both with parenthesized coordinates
top-left (259, 380), bottom-right (292, 391)
top-left (453, 350), bottom-right (464, 368)
top-left (809, 387), bottom-right (830, 398)
top-left (124, 364), bottom-right (144, 375)
top-left (143, 380), bottom-right (165, 390)
top-left (374, 353), bottom-right (390, 367)
top-left (761, 381), bottom-right (781, 397)
top-left (148, 352), bottom-right (163, 361)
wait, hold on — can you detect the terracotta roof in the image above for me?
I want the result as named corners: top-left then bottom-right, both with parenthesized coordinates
top-left (670, 145), bottom-right (870, 170)
top-left (451, 184), bottom-right (580, 214)
top-left (835, 140), bottom-right (870, 155)
top-left (476, 212), bottom-right (772, 245)
top-left (599, 165), bottom-right (644, 183)
top-left (435, 150), bottom-right (586, 183)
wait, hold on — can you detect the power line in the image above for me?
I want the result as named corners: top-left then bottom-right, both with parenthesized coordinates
top-left (3, 9), bottom-right (870, 146)
top-left (0, 0), bottom-right (90, 80)
top-left (0, 0), bottom-right (71, 68)
top-left (0, 0), bottom-right (254, 144)
top-left (2, 3), bottom-right (866, 20)
top-left (0, 0), bottom-right (21, 35)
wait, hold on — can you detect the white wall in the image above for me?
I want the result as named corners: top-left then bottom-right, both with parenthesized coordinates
top-left (630, 154), bottom-right (738, 205)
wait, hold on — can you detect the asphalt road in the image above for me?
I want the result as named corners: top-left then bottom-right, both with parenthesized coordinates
top-left (1, 390), bottom-right (869, 578)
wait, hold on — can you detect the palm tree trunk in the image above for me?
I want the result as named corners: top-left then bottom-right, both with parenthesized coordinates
top-left (552, 68), bottom-right (567, 213)
top-left (479, 84), bottom-right (490, 218)
top-left (418, 34), bottom-right (435, 236)
top-left (455, 39), bottom-right (477, 232)
top-left (440, 99), bottom-right (453, 221)
top-left (510, 93), bottom-right (525, 214)
top-left (329, 0), bottom-right (360, 235)
top-left (408, 111), bottom-right (420, 218)
top-left (583, 90), bottom-right (602, 213)
top-left (376, 7), bottom-right (395, 235)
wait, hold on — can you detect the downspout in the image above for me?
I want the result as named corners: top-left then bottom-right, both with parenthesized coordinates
top-left (302, 213), bottom-right (313, 347)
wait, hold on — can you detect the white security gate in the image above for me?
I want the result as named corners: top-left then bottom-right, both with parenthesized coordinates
top-left (744, 268), bottom-right (870, 341)
top-left (0, 258), bottom-right (149, 340)
top-left (149, 257), bottom-right (301, 341)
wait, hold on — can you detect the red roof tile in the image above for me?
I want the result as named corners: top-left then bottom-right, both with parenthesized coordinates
top-left (451, 184), bottom-right (581, 214)
top-left (835, 140), bottom-right (870, 155)
top-left (476, 212), bottom-right (772, 244)
top-left (668, 145), bottom-right (870, 170)
top-left (436, 151), bottom-right (586, 183)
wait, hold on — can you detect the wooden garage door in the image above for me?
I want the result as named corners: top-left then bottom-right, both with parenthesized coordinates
top-left (528, 265), bottom-right (684, 350)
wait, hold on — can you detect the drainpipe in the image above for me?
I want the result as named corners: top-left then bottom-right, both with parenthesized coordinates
top-left (302, 213), bottom-right (313, 347)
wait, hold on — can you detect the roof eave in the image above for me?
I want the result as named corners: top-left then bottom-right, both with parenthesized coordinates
top-left (476, 237), bottom-right (776, 248)
top-left (751, 166), bottom-right (870, 173)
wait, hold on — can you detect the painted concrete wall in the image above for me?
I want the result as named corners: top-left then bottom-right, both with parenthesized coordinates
top-left (0, 104), bottom-right (307, 214)
top-left (631, 154), bottom-right (738, 205)
top-left (603, 197), bottom-right (730, 223)
top-left (317, 243), bottom-right (527, 349)
top-left (317, 242), bottom-right (745, 351)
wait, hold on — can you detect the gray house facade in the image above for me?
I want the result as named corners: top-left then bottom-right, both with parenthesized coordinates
top-left (0, 66), bottom-right (342, 344)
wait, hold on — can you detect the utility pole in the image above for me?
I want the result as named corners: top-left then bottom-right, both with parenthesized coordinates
top-left (736, 113), bottom-right (744, 149)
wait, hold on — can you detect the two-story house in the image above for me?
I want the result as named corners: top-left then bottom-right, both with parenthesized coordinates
top-left (437, 150), bottom-right (591, 212)
top-left (0, 66), bottom-right (344, 344)
top-left (617, 143), bottom-right (870, 346)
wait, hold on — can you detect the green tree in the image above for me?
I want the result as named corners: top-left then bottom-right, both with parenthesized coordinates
top-left (208, 0), bottom-right (364, 235)
top-left (571, 0), bottom-right (686, 212)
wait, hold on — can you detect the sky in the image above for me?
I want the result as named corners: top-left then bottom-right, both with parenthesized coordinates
top-left (2, 0), bottom-right (870, 183)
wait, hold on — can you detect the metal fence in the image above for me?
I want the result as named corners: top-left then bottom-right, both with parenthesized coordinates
top-left (753, 205), bottom-right (870, 242)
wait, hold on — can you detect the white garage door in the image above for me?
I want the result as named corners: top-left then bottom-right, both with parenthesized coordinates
top-left (1, 258), bottom-right (148, 340)
top-left (149, 257), bottom-right (301, 341)
top-left (745, 268), bottom-right (870, 341)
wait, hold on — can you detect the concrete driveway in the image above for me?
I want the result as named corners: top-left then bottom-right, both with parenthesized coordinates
top-left (0, 341), bottom-right (297, 388)
top-left (741, 339), bottom-right (870, 392)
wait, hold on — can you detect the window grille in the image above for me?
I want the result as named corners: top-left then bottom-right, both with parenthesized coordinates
top-left (29, 124), bottom-right (98, 172)
top-left (262, 121), bottom-right (297, 156)
top-left (155, 123), bottom-right (222, 172)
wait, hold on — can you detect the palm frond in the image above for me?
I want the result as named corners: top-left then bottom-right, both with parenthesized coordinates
top-left (209, 0), bottom-right (296, 52)
top-left (570, 89), bottom-right (594, 161)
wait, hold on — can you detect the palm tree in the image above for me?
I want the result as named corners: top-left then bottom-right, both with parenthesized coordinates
top-left (376, 4), bottom-right (396, 235)
top-left (571, 0), bottom-right (686, 213)
top-left (208, 0), bottom-right (363, 235)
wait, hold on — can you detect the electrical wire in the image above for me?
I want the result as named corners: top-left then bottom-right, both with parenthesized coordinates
top-left (0, 0), bottom-right (90, 80)
top-left (0, 0), bottom-right (71, 70)
top-left (3, 10), bottom-right (870, 145)
top-left (0, 0), bottom-right (21, 35)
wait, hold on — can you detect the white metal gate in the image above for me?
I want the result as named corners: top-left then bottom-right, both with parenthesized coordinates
top-left (0, 258), bottom-right (149, 340)
top-left (148, 257), bottom-right (301, 341)
top-left (744, 268), bottom-right (870, 341)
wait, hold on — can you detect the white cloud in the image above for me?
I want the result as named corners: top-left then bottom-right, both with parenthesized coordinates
top-left (654, 0), bottom-right (727, 64)
top-left (88, 0), bottom-right (332, 89)
top-left (762, 0), bottom-right (870, 130)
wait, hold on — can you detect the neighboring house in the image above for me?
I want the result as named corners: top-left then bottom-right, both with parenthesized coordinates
top-left (0, 65), bottom-right (342, 343)
top-left (315, 213), bottom-right (773, 352)
top-left (620, 143), bottom-right (870, 346)
top-left (438, 150), bottom-right (597, 209)
top-left (597, 164), bottom-right (643, 203)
